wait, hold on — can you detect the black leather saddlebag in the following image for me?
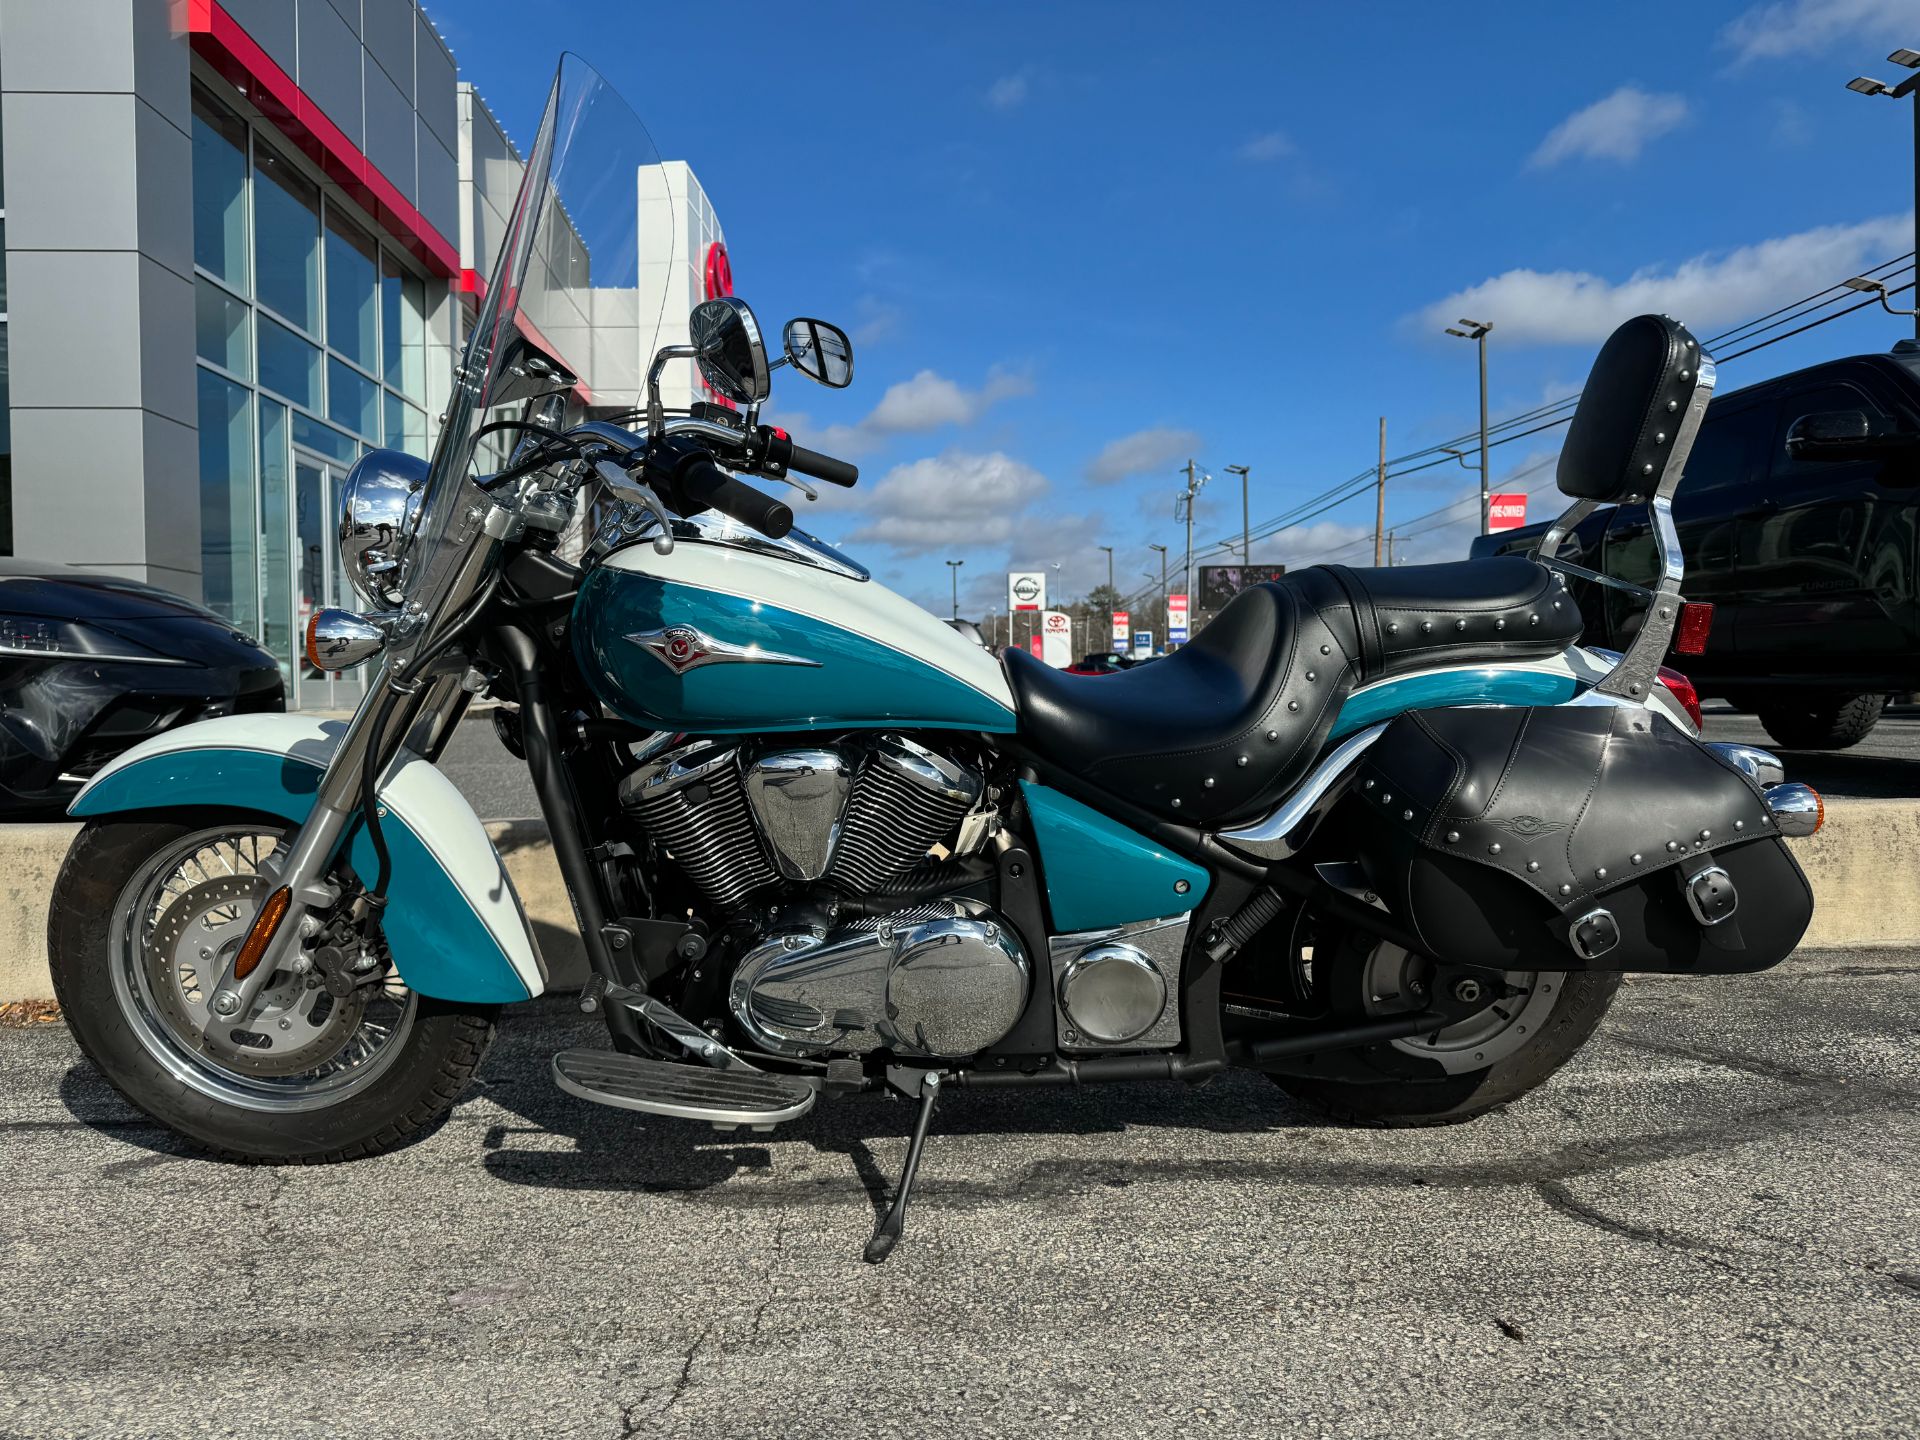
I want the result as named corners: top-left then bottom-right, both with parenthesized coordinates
top-left (1343, 705), bottom-right (1812, 974)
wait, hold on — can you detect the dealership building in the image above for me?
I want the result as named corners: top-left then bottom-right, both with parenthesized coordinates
top-left (0, 0), bottom-right (727, 707)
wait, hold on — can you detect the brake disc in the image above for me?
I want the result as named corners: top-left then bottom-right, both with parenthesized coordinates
top-left (146, 878), bottom-right (366, 1077)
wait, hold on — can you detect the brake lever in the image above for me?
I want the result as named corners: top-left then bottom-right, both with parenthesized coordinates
top-left (593, 458), bottom-right (675, 556)
top-left (764, 472), bottom-right (819, 502)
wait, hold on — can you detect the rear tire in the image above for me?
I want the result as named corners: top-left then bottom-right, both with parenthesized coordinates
top-left (1755, 692), bottom-right (1886, 750)
top-left (49, 813), bottom-right (499, 1163)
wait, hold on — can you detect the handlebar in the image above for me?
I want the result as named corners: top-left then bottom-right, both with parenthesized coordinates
top-left (676, 454), bottom-right (794, 539)
top-left (761, 429), bottom-right (859, 487)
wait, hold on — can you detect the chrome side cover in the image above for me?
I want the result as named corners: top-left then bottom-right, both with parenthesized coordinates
top-left (744, 749), bottom-right (850, 881)
top-left (1048, 914), bottom-right (1189, 1052)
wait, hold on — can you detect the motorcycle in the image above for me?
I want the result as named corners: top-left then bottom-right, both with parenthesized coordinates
top-left (48, 58), bottom-right (1821, 1262)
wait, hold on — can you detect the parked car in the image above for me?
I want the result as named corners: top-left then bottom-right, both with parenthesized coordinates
top-left (1472, 341), bottom-right (1920, 749)
top-left (1064, 650), bottom-right (1135, 675)
top-left (0, 560), bottom-right (284, 816)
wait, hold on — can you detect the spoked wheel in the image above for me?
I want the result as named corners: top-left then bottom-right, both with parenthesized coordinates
top-left (112, 826), bottom-right (416, 1110)
top-left (50, 812), bottom-right (498, 1161)
top-left (1264, 921), bottom-right (1619, 1127)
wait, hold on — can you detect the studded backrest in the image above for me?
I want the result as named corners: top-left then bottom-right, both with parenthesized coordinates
top-left (1557, 315), bottom-right (1712, 503)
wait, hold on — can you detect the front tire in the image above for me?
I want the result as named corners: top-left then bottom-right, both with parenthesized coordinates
top-left (49, 813), bottom-right (498, 1163)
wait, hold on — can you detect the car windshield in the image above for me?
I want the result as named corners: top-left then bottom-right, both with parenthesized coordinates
top-left (401, 55), bottom-right (669, 619)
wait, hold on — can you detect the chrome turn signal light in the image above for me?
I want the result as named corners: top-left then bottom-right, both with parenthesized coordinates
top-left (1762, 781), bottom-right (1823, 837)
top-left (305, 608), bottom-right (392, 672)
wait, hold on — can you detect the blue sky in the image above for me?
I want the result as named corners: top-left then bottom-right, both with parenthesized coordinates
top-left (436, 0), bottom-right (1920, 620)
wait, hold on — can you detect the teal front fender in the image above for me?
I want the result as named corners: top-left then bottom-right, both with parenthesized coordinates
top-left (70, 715), bottom-right (545, 1003)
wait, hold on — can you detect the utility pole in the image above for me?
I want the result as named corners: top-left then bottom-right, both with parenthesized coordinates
top-left (1446, 319), bottom-right (1493, 532)
top-left (1373, 419), bottom-right (1386, 567)
top-left (945, 558), bottom-right (963, 619)
top-left (1148, 543), bottom-right (1168, 636)
top-left (1178, 459), bottom-right (1203, 628)
top-left (1846, 48), bottom-right (1920, 339)
top-left (1385, 529), bottom-right (1396, 566)
top-left (1098, 544), bottom-right (1114, 596)
top-left (1223, 465), bottom-right (1251, 565)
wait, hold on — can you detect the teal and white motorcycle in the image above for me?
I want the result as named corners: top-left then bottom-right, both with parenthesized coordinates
top-left (50, 59), bottom-right (1822, 1260)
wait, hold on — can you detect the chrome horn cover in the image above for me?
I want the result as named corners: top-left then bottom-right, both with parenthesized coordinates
top-left (337, 448), bottom-right (428, 608)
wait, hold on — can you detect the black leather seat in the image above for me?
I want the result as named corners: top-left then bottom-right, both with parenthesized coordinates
top-left (1004, 556), bottom-right (1581, 826)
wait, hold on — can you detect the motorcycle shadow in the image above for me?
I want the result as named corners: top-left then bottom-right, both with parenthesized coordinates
top-left (468, 1002), bottom-right (1322, 1209)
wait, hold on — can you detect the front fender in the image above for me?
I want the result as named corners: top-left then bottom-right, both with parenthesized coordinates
top-left (70, 714), bottom-right (545, 1003)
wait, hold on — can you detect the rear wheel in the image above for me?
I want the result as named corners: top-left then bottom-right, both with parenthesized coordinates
top-left (1265, 932), bottom-right (1619, 1127)
top-left (48, 813), bottom-right (498, 1162)
top-left (1755, 692), bottom-right (1886, 750)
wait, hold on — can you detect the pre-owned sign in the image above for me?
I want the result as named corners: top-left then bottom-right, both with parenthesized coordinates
top-left (1167, 594), bottom-right (1190, 644)
top-left (1489, 493), bottom-right (1528, 532)
top-left (1008, 572), bottom-right (1046, 611)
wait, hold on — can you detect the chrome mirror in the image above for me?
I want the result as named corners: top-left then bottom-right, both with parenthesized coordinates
top-left (689, 296), bottom-right (770, 405)
top-left (337, 449), bottom-right (428, 609)
top-left (782, 318), bottom-right (854, 389)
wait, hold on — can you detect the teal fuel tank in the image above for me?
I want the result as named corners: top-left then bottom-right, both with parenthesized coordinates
top-left (573, 532), bottom-right (1018, 734)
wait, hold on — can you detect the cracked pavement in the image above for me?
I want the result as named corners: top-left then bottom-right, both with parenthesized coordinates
top-left (0, 948), bottom-right (1915, 1438)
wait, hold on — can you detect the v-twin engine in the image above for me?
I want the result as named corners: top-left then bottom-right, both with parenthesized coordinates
top-left (623, 734), bottom-right (1030, 1058)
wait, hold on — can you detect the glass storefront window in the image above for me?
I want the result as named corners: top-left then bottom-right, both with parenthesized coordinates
top-left (380, 252), bottom-right (427, 402)
top-left (0, 326), bottom-right (11, 557)
top-left (258, 315), bottom-right (321, 411)
top-left (196, 369), bottom-right (256, 627)
top-left (258, 399), bottom-right (292, 685)
top-left (191, 86), bottom-right (248, 293)
top-left (328, 357), bottom-right (378, 439)
top-left (253, 140), bottom-right (320, 334)
top-left (291, 413), bottom-right (359, 467)
top-left (325, 211), bottom-right (378, 371)
top-left (382, 391), bottom-right (427, 456)
top-left (195, 278), bottom-right (249, 379)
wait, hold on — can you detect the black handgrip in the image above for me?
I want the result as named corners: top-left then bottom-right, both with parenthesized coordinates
top-left (679, 456), bottom-right (794, 539)
top-left (761, 429), bottom-right (859, 487)
top-left (787, 442), bottom-right (859, 487)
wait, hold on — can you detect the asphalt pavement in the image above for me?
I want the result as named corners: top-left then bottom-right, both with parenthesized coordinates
top-left (2, 948), bottom-right (1915, 1438)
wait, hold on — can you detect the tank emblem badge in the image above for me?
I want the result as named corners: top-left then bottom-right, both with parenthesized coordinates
top-left (1493, 814), bottom-right (1566, 839)
top-left (627, 624), bottom-right (821, 676)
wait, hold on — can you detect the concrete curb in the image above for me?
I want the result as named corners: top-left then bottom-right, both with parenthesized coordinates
top-left (1, 801), bottom-right (1911, 1003)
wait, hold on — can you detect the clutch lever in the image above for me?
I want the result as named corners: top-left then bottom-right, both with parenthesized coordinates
top-left (592, 457), bottom-right (675, 556)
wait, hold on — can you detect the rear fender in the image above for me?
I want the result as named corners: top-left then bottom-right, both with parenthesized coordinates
top-left (69, 714), bottom-right (545, 1003)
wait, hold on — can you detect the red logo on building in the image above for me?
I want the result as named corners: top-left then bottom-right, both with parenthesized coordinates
top-left (704, 242), bottom-right (733, 301)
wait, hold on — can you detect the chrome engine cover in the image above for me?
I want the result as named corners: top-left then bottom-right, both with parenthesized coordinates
top-left (1049, 914), bottom-right (1189, 1052)
top-left (730, 899), bottom-right (1029, 1058)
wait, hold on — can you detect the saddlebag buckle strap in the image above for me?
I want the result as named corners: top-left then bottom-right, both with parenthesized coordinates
top-left (1567, 907), bottom-right (1622, 961)
top-left (1676, 853), bottom-right (1745, 952)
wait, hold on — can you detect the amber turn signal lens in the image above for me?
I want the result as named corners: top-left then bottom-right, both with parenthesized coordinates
top-left (304, 610), bottom-right (323, 670)
top-left (233, 886), bottom-right (292, 981)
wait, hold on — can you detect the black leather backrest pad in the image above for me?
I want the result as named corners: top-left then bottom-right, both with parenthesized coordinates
top-left (1558, 314), bottom-right (1706, 502)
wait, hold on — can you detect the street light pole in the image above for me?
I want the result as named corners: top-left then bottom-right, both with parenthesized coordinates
top-left (1223, 465), bottom-right (1250, 565)
top-left (1847, 48), bottom-right (1920, 338)
top-left (1148, 543), bottom-right (1168, 638)
top-left (1373, 418), bottom-right (1386, 566)
top-left (945, 558), bottom-right (964, 619)
top-left (1098, 544), bottom-right (1114, 596)
top-left (1446, 319), bottom-right (1493, 532)
top-left (1178, 460), bottom-right (1204, 634)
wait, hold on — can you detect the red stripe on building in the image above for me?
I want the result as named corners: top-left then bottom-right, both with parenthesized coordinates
top-left (181, 0), bottom-right (460, 277)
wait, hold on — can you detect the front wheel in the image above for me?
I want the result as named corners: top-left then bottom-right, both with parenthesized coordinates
top-left (49, 813), bottom-right (497, 1163)
top-left (1266, 933), bottom-right (1619, 1127)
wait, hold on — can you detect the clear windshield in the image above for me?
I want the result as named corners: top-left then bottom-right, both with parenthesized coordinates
top-left (402, 55), bottom-right (669, 615)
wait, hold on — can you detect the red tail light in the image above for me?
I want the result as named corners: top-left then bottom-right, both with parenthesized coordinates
top-left (1657, 665), bottom-right (1704, 733)
top-left (1673, 602), bottom-right (1713, 656)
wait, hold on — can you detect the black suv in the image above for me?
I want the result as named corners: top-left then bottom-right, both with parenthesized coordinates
top-left (1474, 342), bottom-right (1920, 749)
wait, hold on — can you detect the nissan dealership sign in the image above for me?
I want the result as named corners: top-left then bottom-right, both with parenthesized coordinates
top-left (1008, 572), bottom-right (1046, 611)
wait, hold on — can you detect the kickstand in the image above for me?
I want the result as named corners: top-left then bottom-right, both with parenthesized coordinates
top-left (864, 1070), bottom-right (942, 1264)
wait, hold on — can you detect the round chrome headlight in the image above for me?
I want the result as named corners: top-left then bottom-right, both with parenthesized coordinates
top-left (338, 449), bottom-right (427, 609)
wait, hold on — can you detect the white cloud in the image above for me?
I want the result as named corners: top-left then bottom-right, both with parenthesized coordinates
top-left (1722, 0), bottom-right (1918, 63)
top-left (1411, 211), bottom-right (1914, 346)
top-left (844, 451), bottom-right (1049, 555)
top-left (1085, 426), bottom-right (1203, 486)
top-left (986, 71), bottom-right (1030, 110)
top-left (1237, 131), bottom-right (1296, 163)
top-left (1528, 86), bottom-right (1689, 169)
top-left (864, 368), bottom-right (1032, 435)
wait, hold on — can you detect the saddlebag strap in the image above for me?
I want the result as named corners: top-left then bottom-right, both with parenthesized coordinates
top-left (1675, 851), bottom-right (1745, 952)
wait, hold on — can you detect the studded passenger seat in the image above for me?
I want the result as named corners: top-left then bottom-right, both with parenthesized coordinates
top-left (1003, 555), bottom-right (1583, 826)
